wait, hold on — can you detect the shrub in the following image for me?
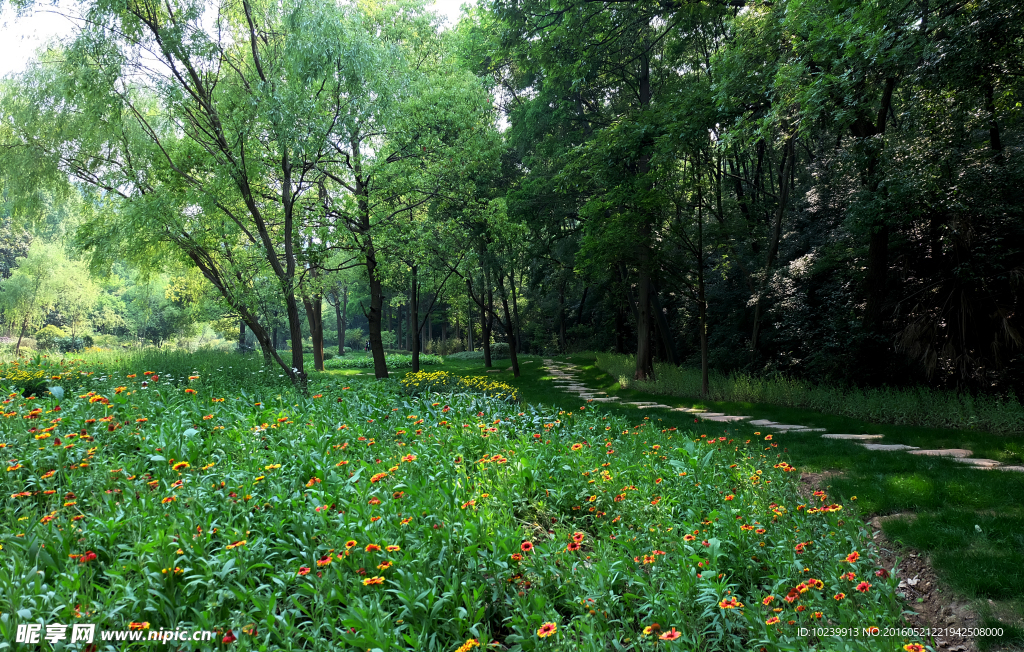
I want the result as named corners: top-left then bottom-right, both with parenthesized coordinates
top-left (400, 370), bottom-right (521, 402)
top-left (323, 353), bottom-right (443, 370)
top-left (34, 325), bottom-right (67, 349)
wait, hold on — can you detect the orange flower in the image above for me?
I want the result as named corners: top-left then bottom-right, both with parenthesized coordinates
top-left (362, 576), bottom-right (385, 586)
top-left (172, 461), bottom-right (189, 471)
top-left (520, 541), bottom-right (534, 553)
top-left (683, 534), bottom-right (696, 542)
top-left (766, 616), bottom-right (780, 625)
top-left (566, 541), bottom-right (581, 552)
top-left (316, 555), bottom-right (332, 567)
top-left (658, 628), bottom-right (682, 641)
top-left (845, 551), bottom-right (860, 563)
top-left (762, 596), bottom-right (775, 605)
top-left (385, 545), bottom-right (401, 552)
top-left (571, 443), bottom-right (583, 451)
top-left (718, 597), bottom-right (744, 609)
top-left (161, 496), bottom-right (176, 504)
top-left (834, 593), bottom-right (846, 601)
top-left (365, 544), bottom-right (381, 552)
top-left (184, 388), bottom-right (197, 394)
top-left (377, 561), bottom-right (393, 570)
top-left (903, 645), bottom-right (926, 652)
top-left (297, 566), bottom-right (311, 576)
top-left (370, 472), bottom-right (387, 483)
top-left (536, 622), bottom-right (557, 638)
top-left (856, 581), bottom-right (871, 593)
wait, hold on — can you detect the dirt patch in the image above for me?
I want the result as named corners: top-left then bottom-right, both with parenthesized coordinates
top-left (870, 517), bottom-right (980, 652)
top-left (797, 471), bottom-right (845, 498)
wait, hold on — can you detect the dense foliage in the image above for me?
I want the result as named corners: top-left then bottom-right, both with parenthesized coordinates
top-left (0, 354), bottom-right (911, 650)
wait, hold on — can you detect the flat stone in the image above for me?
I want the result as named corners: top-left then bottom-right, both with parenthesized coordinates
top-left (763, 424), bottom-right (810, 430)
top-left (908, 449), bottom-right (973, 458)
top-left (671, 407), bottom-right (706, 413)
top-left (703, 415), bottom-right (750, 422)
top-left (748, 419), bottom-right (779, 426)
top-left (860, 443), bottom-right (921, 451)
top-left (589, 397), bottom-right (618, 402)
top-left (697, 412), bottom-right (726, 417)
top-left (822, 434), bottom-right (885, 440)
top-left (624, 401), bottom-right (658, 406)
top-left (638, 404), bottom-right (672, 409)
top-left (998, 466), bottom-right (1024, 472)
top-left (486, 369), bottom-right (501, 373)
top-left (951, 458), bottom-right (1002, 468)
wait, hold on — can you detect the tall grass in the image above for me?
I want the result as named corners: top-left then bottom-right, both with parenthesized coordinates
top-left (596, 353), bottom-right (1024, 434)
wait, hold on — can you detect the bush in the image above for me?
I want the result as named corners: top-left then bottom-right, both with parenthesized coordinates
top-left (34, 325), bottom-right (67, 349)
top-left (323, 353), bottom-right (443, 370)
top-left (54, 335), bottom-right (94, 353)
top-left (400, 370), bottom-right (521, 402)
top-left (323, 351), bottom-right (335, 361)
top-left (446, 345), bottom-right (512, 361)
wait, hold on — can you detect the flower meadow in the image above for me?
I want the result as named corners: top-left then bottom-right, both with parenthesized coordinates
top-left (0, 355), bottom-right (921, 651)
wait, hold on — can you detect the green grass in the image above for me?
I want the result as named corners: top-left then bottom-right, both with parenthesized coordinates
top-left (595, 353), bottom-right (1024, 435)
top-left (423, 352), bottom-right (1024, 648)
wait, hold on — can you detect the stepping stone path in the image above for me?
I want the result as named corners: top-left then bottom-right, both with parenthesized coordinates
top-left (538, 358), bottom-right (1023, 472)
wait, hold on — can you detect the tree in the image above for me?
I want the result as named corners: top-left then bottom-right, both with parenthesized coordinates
top-left (0, 241), bottom-right (61, 353)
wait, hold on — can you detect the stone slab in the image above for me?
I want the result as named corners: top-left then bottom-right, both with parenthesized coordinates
top-left (951, 458), bottom-right (1002, 468)
top-left (624, 401), bottom-right (658, 406)
top-left (908, 449), bottom-right (973, 458)
top-left (822, 434), bottom-right (885, 440)
top-left (703, 415), bottom-right (750, 422)
top-left (748, 419), bottom-right (779, 426)
top-left (998, 466), bottom-right (1024, 472)
top-left (486, 369), bottom-right (501, 373)
top-left (696, 412), bottom-right (726, 417)
top-left (638, 404), bottom-right (672, 409)
top-left (671, 407), bottom-right (706, 413)
top-left (860, 443), bottom-right (921, 451)
top-left (589, 398), bottom-right (618, 403)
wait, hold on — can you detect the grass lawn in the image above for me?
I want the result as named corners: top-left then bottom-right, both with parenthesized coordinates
top-left (1, 350), bottom-right (917, 651)
top-left (420, 352), bottom-right (1024, 649)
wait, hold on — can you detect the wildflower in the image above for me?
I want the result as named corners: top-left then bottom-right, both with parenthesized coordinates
top-left (520, 541), bottom-right (534, 553)
top-left (566, 541), bottom-right (581, 552)
top-left (718, 597), bottom-right (744, 609)
top-left (510, 553), bottom-right (522, 562)
top-left (161, 496), bottom-right (176, 504)
top-left (225, 540), bottom-right (247, 550)
top-left (903, 645), bottom-right (926, 652)
top-left (856, 581), bottom-right (871, 593)
top-left (659, 628), bottom-right (682, 641)
top-left (370, 472), bottom-right (388, 483)
top-left (365, 544), bottom-right (381, 552)
top-left (683, 534), bottom-right (696, 542)
top-left (571, 443), bottom-right (583, 451)
top-left (845, 551), bottom-right (860, 563)
top-left (762, 596), bottom-right (774, 605)
top-left (724, 494), bottom-right (734, 501)
top-left (222, 630), bottom-right (236, 643)
top-left (572, 532), bottom-right (585, 543)
top-left (377, 561), bottom-right (393, 570)
top-left (172, 461), bottom-right (190, 471)
top-left (79, 551), bottom-right (98, 563)
top-left (766, 616), bottom-right (780, 625)
top-left (184, 388), bottom-right (197, 394)
top-left (128, 622), bottom-right (150, 631)
top-left (876, 568), bottom-right (890, 579)
top-left (362, 576), bottom-right (385, 586)
top-left (386, 545), bottom-right (401, 552)
top-left (834, 593), bottom-right (846, 601)
top-left (455, 639), bottom-right (480, 652)
top-left (536, 622), bottom-right (557, 638)
top-left (316, 555), bottom-right (332, 567)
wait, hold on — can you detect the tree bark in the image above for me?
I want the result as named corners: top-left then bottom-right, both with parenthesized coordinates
top-left (353, 136), bottom-right (387, 379)
top-left (697, 187), bottom-right (709, 397)
top-left (497, 273), bottom-right (520, 377)
top-left (411, 265), bottom-right (421, 373)
top-left (238, 319), bottom-right (246, 352)
top-left (303, 294), bottom-right (325, 372)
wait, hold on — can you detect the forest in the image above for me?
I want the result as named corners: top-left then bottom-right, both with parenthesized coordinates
top-left (0, 0), bottom-right (1021, 397)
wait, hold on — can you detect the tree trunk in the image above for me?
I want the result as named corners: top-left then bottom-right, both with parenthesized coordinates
top-left (353, 138), bottom-right (387, 379)
top-left (303, 294), bottom-right (325, 372)
top-left (467, 305), bottom-right (474, 351)
top-left (15, 315), bottom-right (28, 355)
top-left (497, 274), bottom-right (520, 377)
top-left (615, 303), bottom-right (626, 354)
top-left (697, 189), bottom-right (709, 397)
top-left (485, 280), bottom-right (495, 367)
top-left (411, 265), bottom-right (421, 373)
top-left (634, 265), bottom-right (654, 380)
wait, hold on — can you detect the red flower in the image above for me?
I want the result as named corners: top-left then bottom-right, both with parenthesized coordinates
top-left (845, 551), bottom-right (860, 563)
top-left (520, 541), bottom-right (534, 553)
top-left (856, 581), bottom-right (871, 593)
top-left (875, 568), bottom-right (890, 579)
top-left (536, 622), bottom-right (557, 638)
top-left (297, 566), bottom-right (311, 576)
top-left (79, 551), bottom-right (98, 563)
top-left (222, 630), bottom-right (237, 643)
